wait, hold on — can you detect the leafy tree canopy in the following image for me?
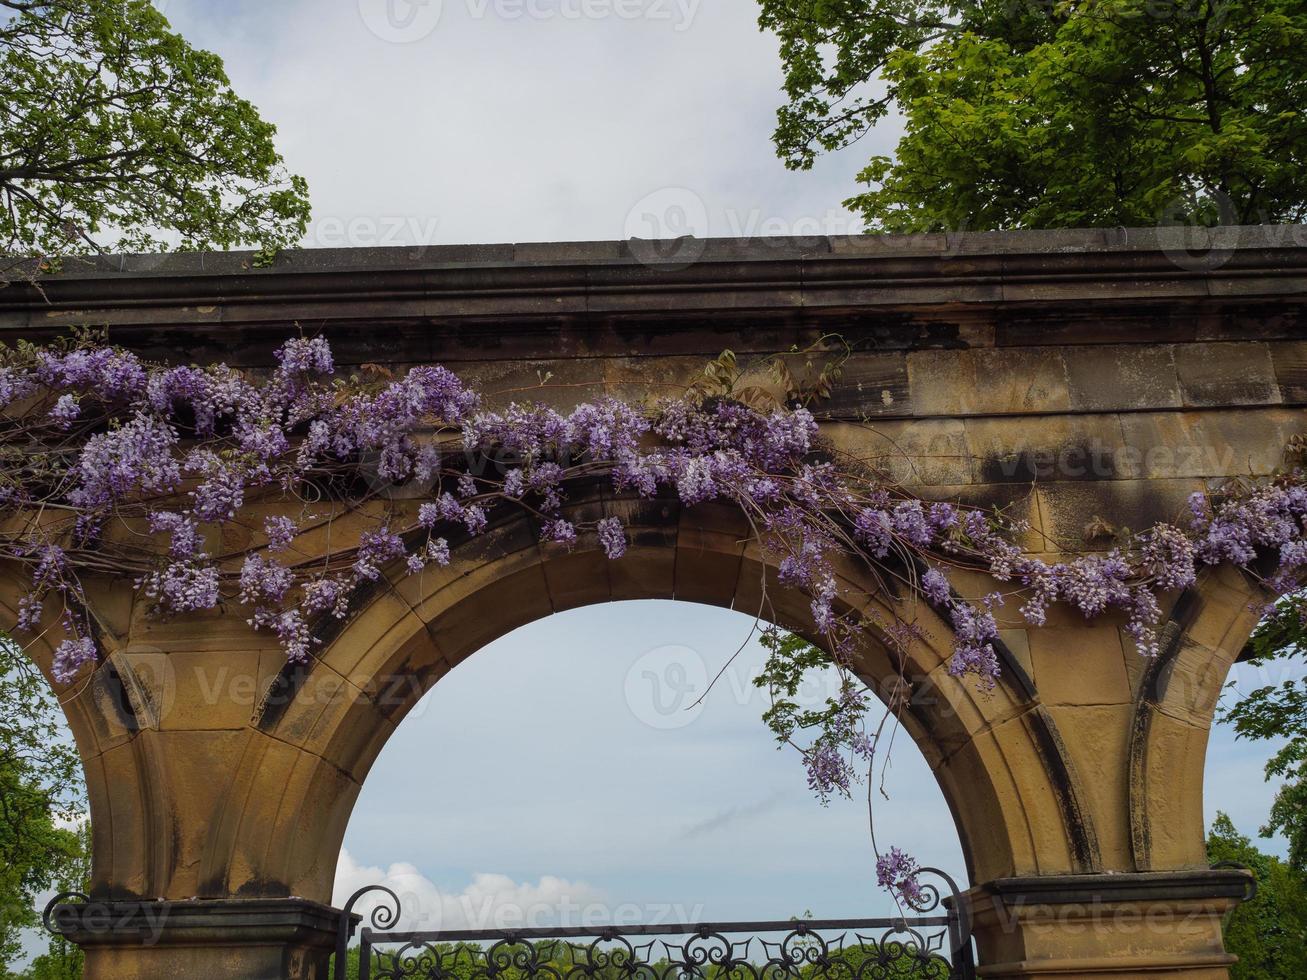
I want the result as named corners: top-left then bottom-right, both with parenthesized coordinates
top-left (13, 822), bottom-right (87, 980)
top-left (1223, 590), bottom-right (1307, 873)
top-left (0, 0), bottom-right (309, 259)
top-left (1243, 590), bottom-right (1307, 663)
top-left (0, 640), bottom-right (82, 972)
top-left (758, 0), bottom-right (1307, 230)
top-left (1206, 813), bottom-right (1307, 979)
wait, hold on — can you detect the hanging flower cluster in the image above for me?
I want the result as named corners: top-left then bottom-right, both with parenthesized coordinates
top-left (1, 335), bottom-right (1304, 900)
top-left (876, 847), bottom-right (924, 906)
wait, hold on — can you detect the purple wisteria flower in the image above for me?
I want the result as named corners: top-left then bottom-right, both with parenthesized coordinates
top-left (0, 366), bottom-right (36, 408)
top-left (276, 336), bottom-right (334, 377)
top-left (264, 516), bottom-right (297, 553)
top-left (810, 571), bottom-right (838, 633)
top-left (503, 469), bottom-right (527, 498)
top-left (418, 493), bottom-right (486, 536)
top-left (597, 517), bottom-right (627, 560)
top-left (1139, 524), bottom-right (1198, 592)
top-left (876, 847), bottom-right (924, 905)
top-left (543, 519), bottom-right (577, 549)
top-left (37, 347), bottom-right (146, 403)
top-left (805, 742), bottom-right (854, 802)
top-left (303, 577), bottom-right (352, 619)
top-left (184, 450), bottom-right (247, 522)
top-left (31, 543), bottom-right (67, 590)
top-left (5, 333), bottom-right (1307, 823)
top-left (149, 512), bottom-right (201, 560)
top-left (892, 501), bottom-right (933, 547)
top-left (947, 597), bottom-right (1002, 685)
top-left (921, 567), bottom-right (952, 606)
top-left (69, 416), bottom-right (180, 510)
top-left (928, 502), bottom-right (960, 533)
top-left (141, 562), bottom-right (220, 613)
top-left (462, 504), bottom-right (488, 536)
top-left (49, 394), bottom-right (79, 429)
top-left (854, 508), bottom-right (893, 558)
top-left (250, 607), bottom-right (312, 663)
top-left (354, 527), bottom-right (406, 581)
top-left (52, 635), bottom-right (97, 684)
top-left (16, 594), bottom-right (44, 632)
top-left (426, 538), bottom-right (452, 566)
top-left (239, 554), bottom-right (294, 605)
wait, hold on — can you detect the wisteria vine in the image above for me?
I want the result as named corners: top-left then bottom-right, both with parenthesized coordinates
top-left (2, 335), bottom-right (1304, 903)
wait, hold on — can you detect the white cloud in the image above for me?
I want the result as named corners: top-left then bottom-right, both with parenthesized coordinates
top-left (334, 848), bottom-right (609, 933)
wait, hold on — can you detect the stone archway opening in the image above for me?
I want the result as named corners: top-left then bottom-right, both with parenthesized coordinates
top-left (216, 486), bottom-right (1080, 912)
top-left (330, 597), bottom-right (969, 932)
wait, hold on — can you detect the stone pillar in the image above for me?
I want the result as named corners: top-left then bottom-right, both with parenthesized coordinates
top-left (965, 870), bottom-right (1253, 979)
top-left (47, 898), bottom-right (346, 980)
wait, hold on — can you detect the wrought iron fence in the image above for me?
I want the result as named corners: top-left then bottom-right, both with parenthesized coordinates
top-left (334, 869), bottom-right (975, 980)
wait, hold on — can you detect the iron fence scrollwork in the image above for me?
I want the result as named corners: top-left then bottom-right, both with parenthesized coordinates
top-left (335, 869), bottom-right (974, 980)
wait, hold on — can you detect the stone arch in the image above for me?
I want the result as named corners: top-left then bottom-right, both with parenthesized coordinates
top-left (0, 566), bottom-right (164, 902)
top-left (16, 484), bottom-right (1262, 978)
top-left (6, 227), bottom-right (1291, 977)
top-left (1128, 564), bottom-right (1269, 871)
top-left (137, 483), bottom-right (1108, 909)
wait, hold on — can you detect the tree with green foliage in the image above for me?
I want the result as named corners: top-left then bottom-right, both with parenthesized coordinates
top-left (1206, 812), bottom-right (1307, 979)
top-left (0, 0), bottom-right (309, 261)
top-left (0, 640), bottom-right (82, 975)
top-left (1223, 590), bottom-right (1307, 873)
top-left (758, 0), bottom-right (1307, 230)
top-left (17, 822), bottom-right (88, 980)
top-left (0, 765), bottom-right (78, 976)
top-left (17, 944), bottom-right (82, 980)
top-left (329, 946), bottom-right (363, 980)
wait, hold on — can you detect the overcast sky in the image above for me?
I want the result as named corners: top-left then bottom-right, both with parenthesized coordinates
top-left (336, 602), bottom-right (967, 929)
top-left (19, 0), bottom-right (1305, 960)
top-left (163, 0), bottom-right (883, 249)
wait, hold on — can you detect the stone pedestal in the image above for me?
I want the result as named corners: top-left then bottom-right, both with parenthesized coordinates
top-left (965, 870), bottom-right (1253, 978)
top-left (49, 898), bottom-right (347, 980)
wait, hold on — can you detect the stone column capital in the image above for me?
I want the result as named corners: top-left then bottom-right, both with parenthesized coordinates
top-left (47, 896), bottom-right (351, 980)
top-left (962, 869), bottom-right (1254, 979)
